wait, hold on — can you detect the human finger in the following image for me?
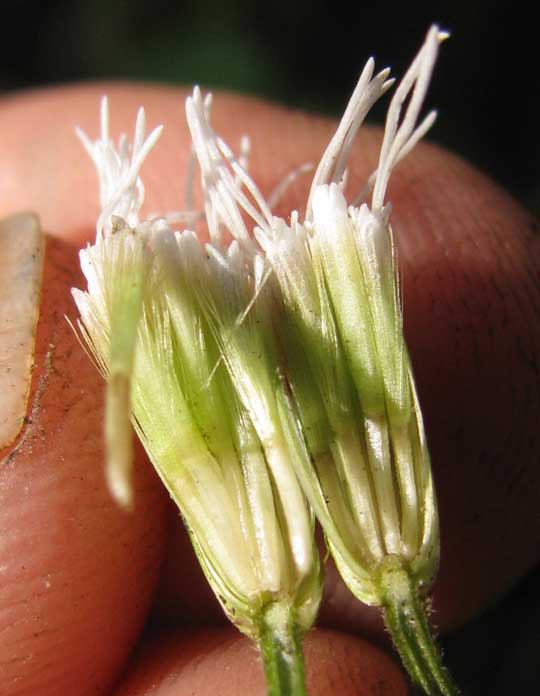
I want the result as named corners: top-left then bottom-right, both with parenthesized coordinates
top-left (1, 82), bottom-right (539, 644)
top-left (112, 627), bottom-right (409, 696)
top-left (0, 227), bottom-right (168, 695)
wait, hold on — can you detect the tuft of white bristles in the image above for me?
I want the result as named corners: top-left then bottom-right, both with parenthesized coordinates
top-left (185, 87), bottom-right (273, 249)
top-left (370, 25), bottom-right (447, 212)
top-left (76, 96), bottom-right (163, 238)
top-left (306, 58), bottom-right (395, 218)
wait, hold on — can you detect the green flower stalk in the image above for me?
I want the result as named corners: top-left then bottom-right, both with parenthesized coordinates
top-left (186, 25), bottom-right (457, 696)
top-left (72, 99), bottom-right (321, 695)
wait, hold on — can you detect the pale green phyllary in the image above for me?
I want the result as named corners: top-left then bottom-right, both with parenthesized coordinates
top-left (72, 23), bottom-right (457, 696)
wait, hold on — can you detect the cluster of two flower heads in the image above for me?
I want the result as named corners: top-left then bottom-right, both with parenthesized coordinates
top-left (73, 24), bottom-right (456, 696)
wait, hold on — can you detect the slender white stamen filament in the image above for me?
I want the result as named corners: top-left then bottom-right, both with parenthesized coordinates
top-left (76, 96), bottom-right (163, 237)
top-left (100, 95), bottom-right (109, 144)
top-left (307, 58), bottom-right (394, 218)
top-left (266, 162), bottom-right (313, 211)
top-left (352, 109), bottom-right (437, 206)
top-left (372, 25), bottom-right (446, 211)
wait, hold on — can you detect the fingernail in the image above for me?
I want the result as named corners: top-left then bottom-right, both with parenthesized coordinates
top-left (0, 212), bottom-right (44, 450)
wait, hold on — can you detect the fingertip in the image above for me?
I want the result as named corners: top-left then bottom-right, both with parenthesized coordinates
top-left (0, 235), bottom-right (168, 694)
top-left (113, 627), bottom-right (409, 696)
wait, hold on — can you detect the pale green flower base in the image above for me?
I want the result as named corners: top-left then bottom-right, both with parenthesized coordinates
top-left (260, 566), bottom-right (459, 696)
top-left (378, 558), bottom-right (459, 696)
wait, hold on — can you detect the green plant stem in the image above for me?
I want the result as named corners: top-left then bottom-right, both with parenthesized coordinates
top-left (379, 559), bottom-right (459, 696)
top-left (259, 602), bottom-right (308, 696)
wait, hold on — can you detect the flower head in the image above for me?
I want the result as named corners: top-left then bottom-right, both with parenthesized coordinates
top-left (178, 26), bottom-right (446, 601)
top-left (72, 98), bottom-right (321, 644)
top-left (176, 24), bottom-right (456, 694)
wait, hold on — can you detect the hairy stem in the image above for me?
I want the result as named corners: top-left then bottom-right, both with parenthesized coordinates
top-left (379, 558), bottom-right (459, 696)
top-left (259, 602), bottom-right (308, 696)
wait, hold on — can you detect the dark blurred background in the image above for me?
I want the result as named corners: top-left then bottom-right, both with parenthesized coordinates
top-left (2, 2), bottom-right (539, 693)
top-left (1, 0), bottom-right (539, 212)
